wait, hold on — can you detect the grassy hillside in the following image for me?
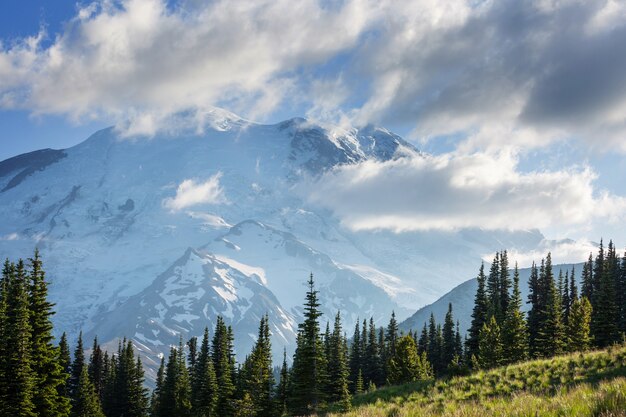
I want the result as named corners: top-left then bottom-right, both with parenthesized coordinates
top-left (328, 345), bottom-right (626, 417)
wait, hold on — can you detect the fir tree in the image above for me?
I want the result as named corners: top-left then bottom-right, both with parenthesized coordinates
top-left (467, 263), bottom-right (488, 360)
top-left (187, 336), bottom-right (198, 375)
top-left (384, 311), bottom-right (399, 378)
top-left (502, 263), bottom-right (528, 364)
top-left (288, 274), bottom-right (327, 415)
top-left (2, 260), bottom-right (36, 417)
top-left (27, 251), bottom-right (70, 417)
top-left (499, 250), bottom-right (511, 322)
top-left (569, 265), bottom-right (578, 303)
top-left (567, 297), bottom-right (593, 352)
top-left (441, 303), bottom-right (456, 371)
top-left (69, 332), bottom-right (85, 402)
top-left (527, 262), bottom-right (540, 357)
top-left (592, 241), bottom-right (619, 347)
top-left (348, 320), bottom-right (362, 393)
top-left (0, 260), bottom-right (8, 415)
top-left (478, 316), bottom-right (503, 369)
top-left (387, 335), bottom-right (432, 384)
top-left (486, 252), bottom-right (501, 321)
top-left (243, 315), bottom-right (274, 417)
top-left (617, 253), bottom-right (626, 337)
top-left (71, 366), bottom-right (104, 417)
top-left (159, 343), bottom-right (191, 417)
top-left (364, 317), bottom-right (382, 386)
top-left (150, 357), bottom-right (165, 417)
top-left (454, 321), bottom-right (463, 361)
top-left (418, 323), bottom-right (428, 356)
top-left (354, 369), bottom-right (364, 395)
top-left (325, 312), bottom-right (351, 412)
top-left (535, 254), bottom-right (565, 357)
top-left (427, 313), bottom-right (443, 374)
top-left (581, 253), bottom-right (594, 300)
top-left (212, 316), bottom-right (236, 417)
top-left (191, 327), bottom-right (218, 417)
top-left (275, 349), bottom-right (289, 417)
top-left (559, 269), bottom-right (569, 325)
top-left (57, 332), bottom-right (71, 399)
top-left (88, 337), bottom-right (105, 402)
top-left (107, 340), bottom-right (148, 417)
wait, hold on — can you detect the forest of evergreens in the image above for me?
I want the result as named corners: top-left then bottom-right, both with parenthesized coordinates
top-left (0, 239), bottom-right (625, 417)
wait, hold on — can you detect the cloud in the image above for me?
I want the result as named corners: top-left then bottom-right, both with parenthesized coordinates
top-left (497, 238), bottom-right (599, 269)
top-left (303, 151), bottom-right (626, 232)
top-left (163, 173), bottom-right (227, 211)
top-left (2, 0), bottom-right (626, 152)
top-left (0, 0), bottom-right (372, 132)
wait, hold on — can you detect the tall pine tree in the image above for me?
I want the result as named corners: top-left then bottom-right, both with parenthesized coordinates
top-left (502, 263), bottom-right (528, 364)
top-left (466, 263), bottom-right (488, 361)
top-left (288, 274), bottom-right (327, 415)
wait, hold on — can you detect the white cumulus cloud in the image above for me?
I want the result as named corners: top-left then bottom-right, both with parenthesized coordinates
top-left (163, 173), bottom-right (227, 211)
top-left (303, 151), bottom-right (626, 233)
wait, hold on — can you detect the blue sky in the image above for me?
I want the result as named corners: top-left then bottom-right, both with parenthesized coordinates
top-left (1, 0), bottom-right (625, 246)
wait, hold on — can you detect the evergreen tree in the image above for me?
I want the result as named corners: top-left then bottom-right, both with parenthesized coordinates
top-left (454, 321), bottom-right (463, 361)
top-left (581, 253), bottom-right (594, 300)
top-left (441, 303), bottom-right (456, 371)
top-left (427, 313), bottom-right (440, 373)
top-left (354, 369), bottom-right (364, 395)
top-left (384, 311), bottom-right (399, 378)
top-left (502, 263), bottom-right (528, 364)
top-left (2, 260), bottom-right (36, 417)
top-left (486, 252), bottom-right (501, 321)
top-left (377, 327), bottom-right (386, 383)
top-left (57, 332), bottom-right (71, 399)
top-left (387, 335), bottom-right (432, 384)
top-left (191, 327), bottom-right (217, 417)
top-left (275, 349), bottom-right (289, 417)
top-left (478, 316), bottom-right (503, 369)
top-left (569, 265), bottom-right (578, 303)
top-left (150, 357), bottom-right (165, 417)
top-left (467, 263), bottom-right (488, 360)
top-left (107, 340), bottom-right (148, 417)
top-left (88, 337), bottom-right (105, 402)
top-left (363, 317), bottom-right (382, 386)
top-left (187, 336), bottom-right (198, 375)
top-left (617, 253), bottom-right (626, 337)
top-left (71, 366), bottom-right (104, 417)
top-left (27, 251), bottom-right (70, 417)
top-left (243, 315), bottom-right (274, 417)
top-left (418, 323), bottom-right (428, 356)
top-left (527, 262), bottom-right (540, 357)
top-left (559, 270), bottom-right (570, 325)
top-left (499, 250), bottom-right (511, 322)
top-left (69, 332), bottom-right (85, 401)
top-left (288, 274), bottom-right (327, 415)
top-left (591, 241), bottom-right (619, 347)
top-left (159, 342), bottom-right (191, 417)
top-left (567, 297), bottom-right (593, 352)
top-left (326, 312), bottom-right (351, 412)
top-left (535, 254), bottom-right (565, 357)
top-left (348, 320), bottom-right (362, 393)
top-left (212, 316), bottom-right (236, 417)
top-left (0, 260), bottom-right (8, 415)
top-left (101, 352), bottom-right (117, 417)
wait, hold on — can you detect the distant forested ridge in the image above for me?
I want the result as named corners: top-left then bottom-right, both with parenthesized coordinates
top-left (0, 239), bottom-right (624, 416)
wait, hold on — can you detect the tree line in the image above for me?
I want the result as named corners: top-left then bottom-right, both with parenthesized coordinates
top-left (1, 241), bottom-right (625, 417)
top-left (464, 241), bottom-right (626, 371)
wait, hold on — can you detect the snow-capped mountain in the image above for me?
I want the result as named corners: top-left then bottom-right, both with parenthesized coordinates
top-left (0, 108), bottom-right (548, 371)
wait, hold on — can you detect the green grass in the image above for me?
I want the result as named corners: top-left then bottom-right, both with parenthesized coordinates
top-left (326, 345), bottom-right (626, 417)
